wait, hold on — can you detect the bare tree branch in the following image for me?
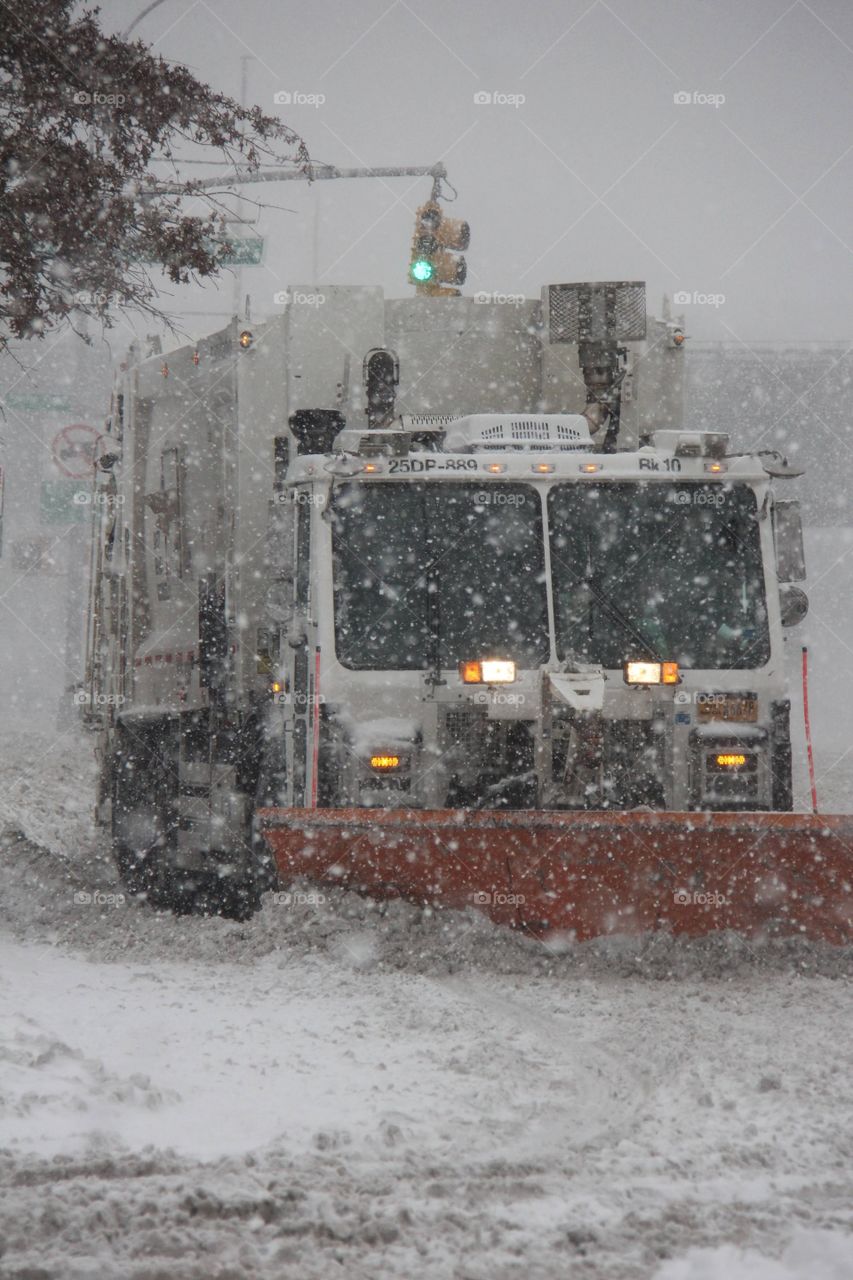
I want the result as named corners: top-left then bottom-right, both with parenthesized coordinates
top-left (0, 0), bottom-right (308, 349)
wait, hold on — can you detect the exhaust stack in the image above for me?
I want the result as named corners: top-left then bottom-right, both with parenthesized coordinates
top-left (546, 281), bottom-right (646, 451)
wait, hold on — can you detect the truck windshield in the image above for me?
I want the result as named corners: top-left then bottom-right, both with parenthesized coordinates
top-left (331, 481), bottom-right (549, 671)
top-left (548, 482), bottom-right (770, 669)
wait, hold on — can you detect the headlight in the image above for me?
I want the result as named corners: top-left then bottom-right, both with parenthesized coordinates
top-left (459, 659), bottom-right (517, 684)
top-left (624, 661), bottom-right (680, 685)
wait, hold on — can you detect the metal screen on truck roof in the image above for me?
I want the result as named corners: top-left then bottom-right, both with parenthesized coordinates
top-left (547, 282), bottom-right (647, 344)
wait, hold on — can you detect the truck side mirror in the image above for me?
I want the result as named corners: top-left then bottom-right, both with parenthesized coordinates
top-left (779, 583), bottom-right (809, 628)
top-left (773, 500), bottom-right (806, 583)
top-left (286, 614), bottom-right (308, 649)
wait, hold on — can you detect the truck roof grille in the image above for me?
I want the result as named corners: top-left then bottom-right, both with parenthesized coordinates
top-left (443, 414), bottom-right (592, 453)
top-left (480, 420), bottom-right (584, 442)
top-left (400, 415), bottom-right (460, 428)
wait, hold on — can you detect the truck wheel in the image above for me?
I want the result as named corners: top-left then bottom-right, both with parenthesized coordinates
top-left (110, 722), bottom-right (178, 906)
top-left (187, 872), bottom-right (262, 922)
top-left (110, 724), bottom-right (263, 920)
top-left (157, 869), bottom-right (261, 921)
top-left (115, 844), bottom-right (261, 920)
top-left (113, 808), bottom-right (176, 908)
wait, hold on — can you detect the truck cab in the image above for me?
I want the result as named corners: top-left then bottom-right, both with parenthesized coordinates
top-left (279, 414), bottom-right (806, 817)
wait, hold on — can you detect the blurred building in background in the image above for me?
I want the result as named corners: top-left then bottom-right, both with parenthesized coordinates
top-left (687, 343), bottom-right (853, 526)
top-left (0, 331), bottom-right (113, 727)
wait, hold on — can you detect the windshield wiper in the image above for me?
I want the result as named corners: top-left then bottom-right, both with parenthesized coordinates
top-left (583, 570), bottom-right (663, 662)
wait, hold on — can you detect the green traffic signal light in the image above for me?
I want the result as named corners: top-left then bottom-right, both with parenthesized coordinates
top-left (411, 258), bottom-right (435, 282)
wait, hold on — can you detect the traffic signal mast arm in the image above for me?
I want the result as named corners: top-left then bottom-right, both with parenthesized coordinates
top-left (152, 162), bottom-right (450, 195)
top-left (151, 160), bottom-right (470, 297)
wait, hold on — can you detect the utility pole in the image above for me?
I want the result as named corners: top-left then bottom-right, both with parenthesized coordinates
top-left (231, 55), bottom-right (255, 320)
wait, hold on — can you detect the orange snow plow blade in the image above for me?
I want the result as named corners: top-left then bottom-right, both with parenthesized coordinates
top-left (257, 808), bottom-right (853, 944)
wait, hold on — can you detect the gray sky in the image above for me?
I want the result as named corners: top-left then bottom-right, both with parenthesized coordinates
top-left (105, 0), bottom-right (853, 342)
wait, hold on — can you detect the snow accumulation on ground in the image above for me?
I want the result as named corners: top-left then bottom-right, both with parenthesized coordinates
top-left (0, 730), bottom-right (852, 1280)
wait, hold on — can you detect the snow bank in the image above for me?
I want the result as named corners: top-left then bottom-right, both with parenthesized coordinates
top-left (1, 730), bottom-right (853, 1279)
top-left (656, 1230), bottom-right (853, 1280)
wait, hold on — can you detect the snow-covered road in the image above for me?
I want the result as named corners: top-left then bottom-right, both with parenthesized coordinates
top-left (1, 732), bottom-right (853, 1279)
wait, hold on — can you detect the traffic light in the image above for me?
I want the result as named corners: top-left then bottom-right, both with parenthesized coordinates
top-left (409, 202), bottom-right (469, 295)
top-left (410, 203), bottom-right (440, 285)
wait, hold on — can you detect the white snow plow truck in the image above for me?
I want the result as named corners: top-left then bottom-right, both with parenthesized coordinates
top-left (83, 280), bottom-right (853, 940)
